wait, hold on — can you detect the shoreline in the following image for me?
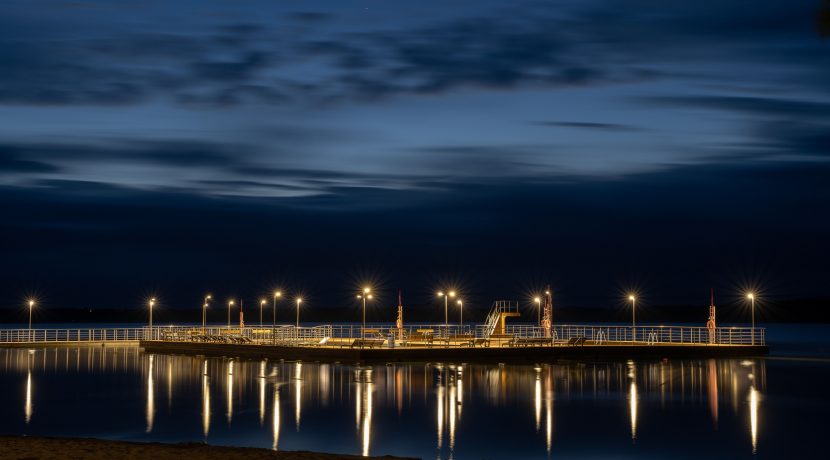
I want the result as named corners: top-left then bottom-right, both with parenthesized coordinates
top-left (0, 436), bottom-right (417, 460)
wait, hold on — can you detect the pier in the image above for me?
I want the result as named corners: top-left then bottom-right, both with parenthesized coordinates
top-left (0, 322), bottom-right (767, 362)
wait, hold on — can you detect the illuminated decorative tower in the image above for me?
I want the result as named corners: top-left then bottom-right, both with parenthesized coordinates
top-left (396, 290), bottom-right (404, 339)
top-left (708, 288), bottom-right (716, 328)
top-left (542, 285), bottom-right (553, 337)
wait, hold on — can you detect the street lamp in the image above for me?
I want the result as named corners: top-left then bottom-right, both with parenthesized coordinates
top-left (149, 298), bottom-right (156, 340)
top-left (260, 299), bottom-right (266, 328)
top-left (27, 299), bottom-right (35, 341)
top-left (227, 300), bottom-right (235, 328)
top-left (628, 295), bottom-right (636, 343)
top-left (747, 293), bottom-right (756, 345)
top-left (357, 287), bottom-right (373, 338)
top-left (202, 294), bottom-right (211, 331)
top-left (457, 299), bottom-right (463, 327)
top-left (28, 299), bottom-right (35, 331)
top-left (437, 291), bottom-right (456, 327)
top-left (534, 297), bottom-right (541, 326)
top-left (272, 291), bottom-right (282, 328)
top-left (295, 298), bottom-right (303, 328)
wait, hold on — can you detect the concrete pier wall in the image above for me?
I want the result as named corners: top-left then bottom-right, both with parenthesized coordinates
top-left (140, 341), bottom-right (769, 364)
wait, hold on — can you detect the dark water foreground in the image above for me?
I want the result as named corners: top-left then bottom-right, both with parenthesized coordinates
top-left (0, 343), bottom-right (827, 459)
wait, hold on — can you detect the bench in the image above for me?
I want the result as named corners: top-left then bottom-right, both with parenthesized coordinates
top-left (361, 329), bottom-right (384, 339)
top-left (566, 337), bottom-right (586, 346)
top-left (511, 337), bottom-right (553, 347)
top-left (349, 338), bottom-right (385, 349)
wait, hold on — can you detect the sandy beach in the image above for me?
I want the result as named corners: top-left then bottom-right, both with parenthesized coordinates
top-left (0, 436), bottom-right (418, 460)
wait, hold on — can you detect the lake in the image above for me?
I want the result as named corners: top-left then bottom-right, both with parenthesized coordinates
top-left (0, 324), bottom-right (828, 459)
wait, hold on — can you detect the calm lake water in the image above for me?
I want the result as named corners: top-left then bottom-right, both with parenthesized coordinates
top-left (1, 325), bottom-right (828, 459)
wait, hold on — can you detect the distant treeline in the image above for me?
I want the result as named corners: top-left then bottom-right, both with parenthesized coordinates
top-left (1, 298), bottom-right (828, 325)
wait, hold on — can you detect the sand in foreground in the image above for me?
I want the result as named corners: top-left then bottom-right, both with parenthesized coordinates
top-left (0, 436), bottom-right (419, 460)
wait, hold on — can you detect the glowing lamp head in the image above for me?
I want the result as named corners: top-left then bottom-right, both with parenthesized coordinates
top-left (229, 300), bottom-right (234, 306)
top-left (534, 297), bottom-right (541, 303)
top-left (367, 294), bottom-right (373, 300)
top-left (260, 299), bottom-right (266, 305)
top-left (274, 291), bottom-right (282, 298)
top-left (296, 298), bottom-right (303, 304)
top-left (206, 294), bottom-right (212, 300)
top-left (149, 298), bottom-right (156, 307)
top-left (628, 295), bottom-right (636, 301)
top-left (449, 291), bottom-right (456, 298)
top-left (28, 299), bottom-right (35, 308)
top-left (363, 287), bottom-right (371, 294)
top-left (437, 291), bottom-right (443, 297)
top-left (747, 293), bottom-right (754, 300)
top-left (457, 299), bottom-right (462, 305)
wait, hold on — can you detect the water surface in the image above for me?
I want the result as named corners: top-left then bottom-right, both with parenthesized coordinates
top-left (1, 327), bottom-right (828, 459)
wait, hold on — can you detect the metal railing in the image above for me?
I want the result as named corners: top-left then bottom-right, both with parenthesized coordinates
top-left (0, 328), bottom-right (151, 343)
top-left (0, 323), bottom-right (765, 346)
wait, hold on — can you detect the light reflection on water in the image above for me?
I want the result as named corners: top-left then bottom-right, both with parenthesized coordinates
top-left (0, 346), bottom-right (821, 459)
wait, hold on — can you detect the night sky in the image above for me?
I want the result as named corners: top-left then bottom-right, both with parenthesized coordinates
top-left (2, 1), bottom-right (829, 316)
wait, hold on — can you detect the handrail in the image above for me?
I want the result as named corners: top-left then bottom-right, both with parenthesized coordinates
top-left (0, 323), bottom-right (766, 346)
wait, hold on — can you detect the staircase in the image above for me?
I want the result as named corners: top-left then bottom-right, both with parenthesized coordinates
top-left (483, 300), bottom-right (520, 337)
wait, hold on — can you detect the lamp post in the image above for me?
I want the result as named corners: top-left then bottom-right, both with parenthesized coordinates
top-left (747, 293), bottom-right (756, 345)
top-left (202, 295), bottom-right (211, 332)
top-left (534, 297), bottom-right (541, 326)
top-left (457, 299), bottom-right (463, 328)
top-left (357, 288), bottom-right (372, 339)
top-left (272, 291), bottom-right (281, 328)
top-left (260, 299), bottom-right (266, 328)
top-left (28, 300), bottom-right (35, 341)
top-left (295, 298), bottom-right (302, 328)
top-left (227, 300), bottom-right (234, 328)
top-left (149, 298), bottom-right (156, 340)
top-left (629, 295), bottom-right (636, 343)
top-left (437, 291), bottom-right (456, 328)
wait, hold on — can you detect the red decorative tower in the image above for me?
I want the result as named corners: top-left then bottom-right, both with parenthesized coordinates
top-left (542, 285), bottom-right (553, 337)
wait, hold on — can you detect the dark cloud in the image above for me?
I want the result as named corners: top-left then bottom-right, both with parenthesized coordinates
top-left (0, 1), bottom-right (825, 107)
top-left (641, 95), bottom-right (830, 119)
top-left (0, 146), bottom-right (63, 173)
top-left (289, 12), bottom-right (335, 23)
top-left (535, 121), bottom-right (639, 131)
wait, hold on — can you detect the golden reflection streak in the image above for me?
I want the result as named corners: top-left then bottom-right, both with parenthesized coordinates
top-left (167, 359), bottom-right (172, 409)
top-left (355, 371), bottom-right (363, 430)
top-left (436, 368), bottom-right (444, 451)
top-left (707, 359), bottom-right (718, 427)
top-left (146, 355), bottom-right (155, 433)
top-left (361, 369), bottom-right (374, 457)
top-left (448, 377), bottom-right (456, 455)
top-left (259, 361), bottom-right (266, 425)
top-left (294, 362), bottom-right (302, 431)
top-left (627, 361), bottom-right (638, 443)
top-left (750, 385), bottom-right (759, 453)
top-left (202, 360), bottom-right (210, 439)
top-left (629, 382), bottom-right (638, 441)
top-left (545, 372), bottom-right (553, 455)
top-left (272, 386), bottom-right (281, 451)
top-left (534, 369), bottom-right (542, 431)
top-left (25, 368), bottom-right (32, 424)
top-left (457, 370), bottom-right (463, 422)
top-left (226, 360), bottom-right (234, 424)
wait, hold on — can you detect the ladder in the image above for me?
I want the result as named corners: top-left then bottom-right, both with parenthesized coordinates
top-left (482, 300), bottom-right (519, 337)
